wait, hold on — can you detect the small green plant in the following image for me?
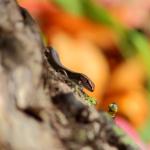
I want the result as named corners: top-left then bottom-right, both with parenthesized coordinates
top-left (84, 94), bottom-right (97, 106)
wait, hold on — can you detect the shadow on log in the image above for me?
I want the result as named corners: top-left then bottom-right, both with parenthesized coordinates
top-left (0, 0), bottom-right (137, 149)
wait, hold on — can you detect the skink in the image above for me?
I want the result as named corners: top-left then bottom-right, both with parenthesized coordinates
top-left (45, 47), bottom-right (95, 92)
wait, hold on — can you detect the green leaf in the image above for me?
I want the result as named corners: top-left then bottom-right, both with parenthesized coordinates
top-left (138, 116), bottom-right (150, 142)
top-left (81, 0), bottom-right (124, 33)
top-left (130, 31), bottom-right (150, 77)
top-left (53, 0), bottom-right (83, 16)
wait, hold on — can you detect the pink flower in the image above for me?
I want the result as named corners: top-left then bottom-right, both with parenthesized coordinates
top-left (115, 116), bottom-right (147, 150)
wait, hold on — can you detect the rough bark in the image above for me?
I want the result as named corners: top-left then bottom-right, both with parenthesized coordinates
top-left (0, 0), bottom-right (137, 149)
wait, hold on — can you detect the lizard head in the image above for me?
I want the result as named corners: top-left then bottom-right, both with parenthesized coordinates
top-left (79, 74), bottom-right (95, 92)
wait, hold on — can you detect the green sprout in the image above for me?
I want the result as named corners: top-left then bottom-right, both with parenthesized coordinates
top-left (84, 95), bottom-right (97, 106)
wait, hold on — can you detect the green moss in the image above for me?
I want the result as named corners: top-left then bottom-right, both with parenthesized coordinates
top-left (84, 95), bottom-right (96, 106)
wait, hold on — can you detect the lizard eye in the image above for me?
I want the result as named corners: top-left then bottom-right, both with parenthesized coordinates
top-left (80, 76), bottom-right (88, 84)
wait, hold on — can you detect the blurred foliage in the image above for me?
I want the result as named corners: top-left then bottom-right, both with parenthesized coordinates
top-left (54, 0), bottom-right (150, 80)
top-left (54, 0), bottom-right (83, 16)
top-left (139, 116), bottom-right (150, 142)
top-left (53, 0), bottom-right (150, 143)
